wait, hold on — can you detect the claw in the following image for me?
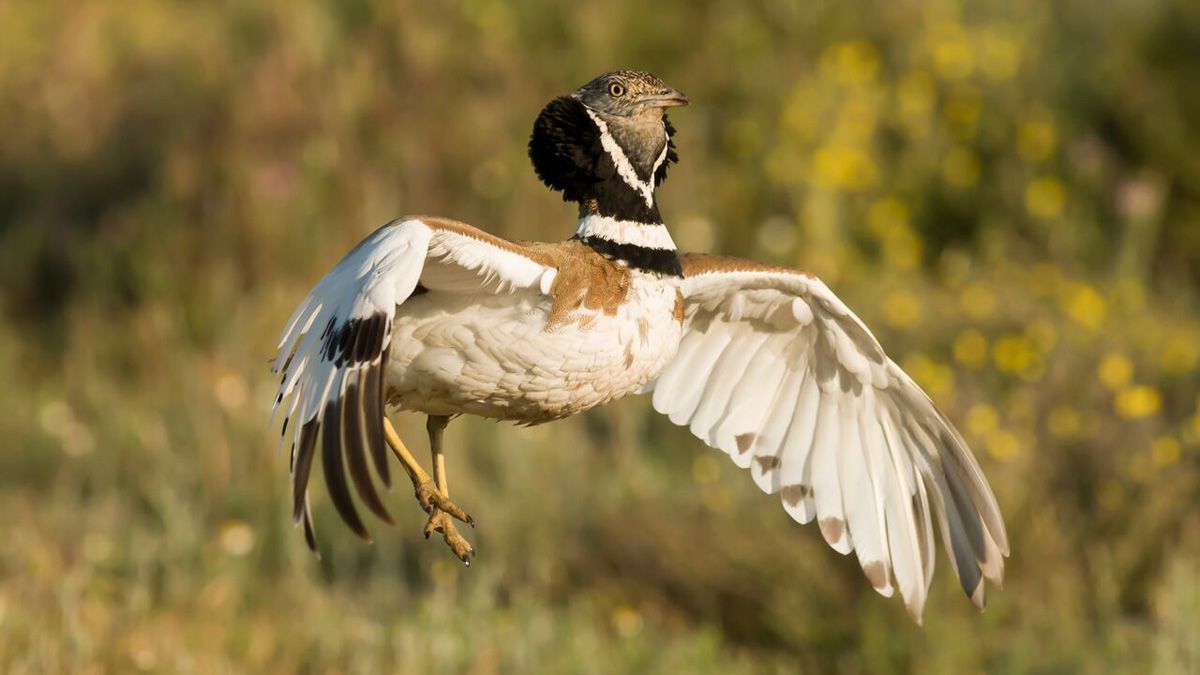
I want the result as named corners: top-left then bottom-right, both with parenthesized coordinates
top-left (415, 480), bottom-right (473, 525)
top-left (425, 509), bottom-right (474, 564)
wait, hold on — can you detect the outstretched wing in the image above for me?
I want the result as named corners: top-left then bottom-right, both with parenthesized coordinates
top-left (644, 253), bottom-right (1009, 621)
top-left (270, 216), bottom-right (555, 550)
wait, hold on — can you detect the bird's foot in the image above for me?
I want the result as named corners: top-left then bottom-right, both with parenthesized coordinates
top-left (415, 480), bottom-right (474, 525)
top-left (415, 480), bottom-right (475, 564)
top-left (424, 509), bottom-right (475, 564)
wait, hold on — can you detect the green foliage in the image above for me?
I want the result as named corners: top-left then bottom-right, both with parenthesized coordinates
top-left (1, 0), bottom-right (1198, 672)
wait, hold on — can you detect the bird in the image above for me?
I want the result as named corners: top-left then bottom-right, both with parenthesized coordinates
top-left (269, 70), bottom-right (1008, 621)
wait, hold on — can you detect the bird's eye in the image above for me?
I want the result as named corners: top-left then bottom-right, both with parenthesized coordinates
top-left (608, 82), bottom-right (625, 97)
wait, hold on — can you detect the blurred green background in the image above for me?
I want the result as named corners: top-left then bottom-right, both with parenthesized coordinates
top-left (2, 0), bottom-right (1199, 672)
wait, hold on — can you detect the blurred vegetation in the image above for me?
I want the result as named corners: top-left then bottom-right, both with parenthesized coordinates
top-left (2, 0), bottom-right (1199, 672)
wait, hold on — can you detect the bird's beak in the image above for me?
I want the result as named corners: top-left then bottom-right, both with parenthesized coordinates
top-left (641, 88), bottom-right (689, 108)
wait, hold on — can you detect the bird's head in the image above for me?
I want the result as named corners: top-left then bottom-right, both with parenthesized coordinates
top-left (572, 70), bottom-right (689, 120)
top-left (529, 70), bottom-right (687, 222)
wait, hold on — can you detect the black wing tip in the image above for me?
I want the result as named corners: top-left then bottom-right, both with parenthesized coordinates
top-left (342, 379), bottom-right (395, 526)
top-left (321, 399), bottom-right (372, 541)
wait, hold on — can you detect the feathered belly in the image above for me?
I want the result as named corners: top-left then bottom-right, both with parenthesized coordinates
top-left (385, 279), bottom-right (683, 423)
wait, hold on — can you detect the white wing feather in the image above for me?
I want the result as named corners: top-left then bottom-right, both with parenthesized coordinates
top-left (648, 255), bottom-right (1009, 621)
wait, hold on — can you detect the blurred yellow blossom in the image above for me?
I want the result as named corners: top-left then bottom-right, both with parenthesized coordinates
top-left (966, 403), bottom-right (999, 437)
top-left (953, 329), bottom-right (989, 368)
top-left (1098, 353), bottom-right (1134, 390)
top-left (979, 29), bottom-right (1020, 80)
top-left (1017, 119), bottom-right (1057, 163)
top-left (781, 83), bottom-right (821, 143)
top-left (932, 33), bottom-right (975, 80)
top-left (1160, 334), bottom-right (1199, 374)
top-left (868, 197), bottom-right (911, 236)
top-left (884, 289), bottom-right (922, 327)
top-left (1060, 282), bottom-right (1107, 330)
top-left (993, 334), bottom-right (1038, 374)
top-left (218, 520), bottom-right (255, 557)
top-left (1025, 320), bottom-right (1058, 352)
top-left (1150, 436), bottom-right (1181, 468)
top-left (944, 86), bottom-right (982, 139)
top-left (812, 145), bottom-right (877, 191)
top-left (885, 230), bottom-right (922, 270)
top-left (902, 353), bottom-right (956, 403)
top-left (1047, 406), bottom-right (1082, 438)
top-left (985, 428), bottom-right (1022, 462)
top-left (833, 97), bottom-right (879, 143)
top-left (959, 282), bottom-right (997, 319)
top-left (897, 70), bottom-right (935, 123)
top-left (611, 605), bottom-right (643, 638)
top-left (1025, 177), bottom-right (1066, 219)
top-left (1115, 385), bottom-right (1162, 419)
top-left (942, 146), bottom-right (981, 188)
top-left (214, 371), bottom-right (248, 411)
top-left (820, 40), bottom-right (880, 85)
top-left (692, 456), bottom-right (720, 485)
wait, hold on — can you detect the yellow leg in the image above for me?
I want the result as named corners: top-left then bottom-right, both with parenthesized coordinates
top-left (428, 415), bottom-right (450, 496)
top-left (382, 415), bottom-right (474, 564)
top-left (384, 416), bottom-right (431, 488)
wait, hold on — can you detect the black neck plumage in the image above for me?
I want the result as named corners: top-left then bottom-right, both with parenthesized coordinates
top-left (574, 234), bottom-right (683, 276)
top-left (529, 96), bottom-right (682, 277)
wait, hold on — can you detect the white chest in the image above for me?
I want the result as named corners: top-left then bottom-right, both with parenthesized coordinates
top-left (386, 272), bottom-right (683, 423)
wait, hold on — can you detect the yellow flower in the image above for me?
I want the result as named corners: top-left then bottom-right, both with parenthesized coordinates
top-left (868, 197), bottom-right (911, 237)
top-left (897, 70), bottom-right (935, 119)
top-left (833, 97), bottom-right (879, 144)
top-left (1115, 385), bottom-right (1162, 419)
top-left (820, 40), bottom-right (881, 85)
top-left (902, 353), bottom-right (956, 403)
top-left (611, 605), bottom-right (643, 638)
top-left (966, 403), bottom-right (999, 438)
top-left (218, 521), bottom-right (256, 557)
top-left (1025, 320), bottom-right (1058, 353)
top-left (812, 145), bottom-right (878, 191)
top-left (942, 146), bottom-right (981, 188)
top-left (953, 329), bottom-right (989, 368)
top-left (959, 282), bottom-right (997, 319)
top-left (884, 289), bottom-right (922, 328)
top-left (1017, 119), bottom-right (1057, 163)
top-left (692, 455), bottom-right (720, 485)
top-left (985, 429), bottom-right (1021, 462)
top-left (1151, 436), bottom-right (1181, 468)
top-left (885, 230), bottom-right (922, 271)
top-left (979, 30), bottom-right (1021, 80)
top-left (932, 35), bottom-right (975, 80)
top-left (992, 335), bottom-right (1038, 374)
top-left (1160, 334), bottom-right (1199, 375)
top-left (1047, 406), bottom-right (1082, 438)
top-left (1060, 282), bottom-right (1107, 330)
top-left (1025, 177), bottom-right (1066, 219)
top-left (943, 86), bottom-right (982, 139)
top-left (1098, 353), bottom-right (1133, 390)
